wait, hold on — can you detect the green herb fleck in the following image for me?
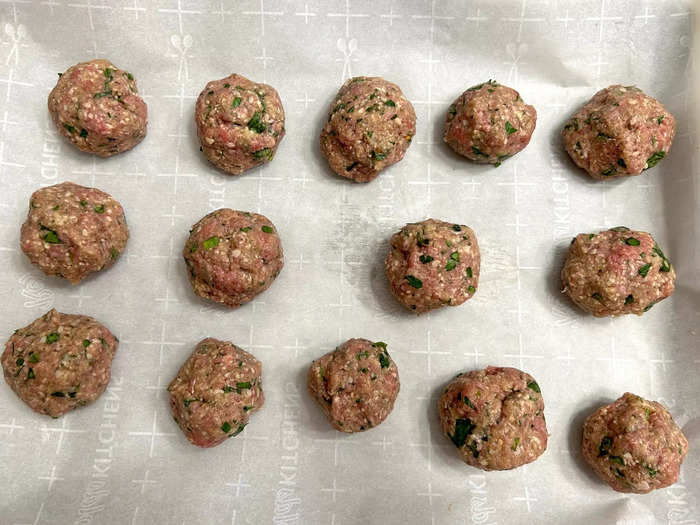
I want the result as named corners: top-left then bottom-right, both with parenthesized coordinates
top-left (610, 455), bottom-right (624, 465)
top-left (45, 333), bottom-right (59, 344)
top-left (625, 295), bottom-right (634, 305)
top-left (445, 251), bottom-right (460, 271)
top-left (356, 351), bottom-right (369, 360)
top-left (247, 111), bottom-right (266, 133)
top-left (527, 381), bottom-right (540, 393)
top-left (638, 263), bottom-right (652, 278)
top-left (111, 247), bottom-right (119, 259)
top-left (51, 391), bottom-right (65, 397)
top-left (360, 367), bottom-right (368, 374)
top-left (27, 368), bottom-right (35, 379)
top-left (466, 266), bottom-right (473, 278)
top-left (419, 255), bottom-right (433, 264)
top-left (236, 381), bottom-right (251, 393)
top-left (416, 231), bottom-right (429, 247)
top-left (243, 406), bottom-right (253, 412)
top-left (223, 83), bottom-right (230, 88)
top-left (231, 423), bottom-right (247, 436)
top-left (646, 465), bottom-right (657, 477)
top-left (203, 236), bottom-right (220, 250)
top-left (657, 116), bottom-right (664, 125)
top-left (625, 237), bottom-right (640, 246)
top-left (371, 150), bottom-right (387, 161)
top-left (240, 227), bottom-right (252, 232)
top-left (94, 204), bottom-right (105, 214)
top-left (103, 67), bottom-right (113, 79)
top-left (345, 161), bottom-right (358, 172)
top-left (232, 96), bottom-right (242, 108)
top-left (29, 352), bottom-right (40, 363)
top-left (41, 226), bottom-right (61, 244)
top-left (384, 100), bottom-right (396, 107)
top-left (253, 148), bottom-right (273, 160)
top-left (450, 418), bottom-right (475, 448)
top-left (511, 437), bottom-right (520, 451)
top-left (592, 292), bottom-right (603, 301)
top-left (472, 146), bottom-right (487, 157)
top-left (373, 342), bottom-right (387, 350)
top-left (223, 386), bottom-right (236, 393)
top-left (617, 158), bottom-right (626, 168)
top-left (79, 129), bottom-right (88, 138)
top-left (378, 352), bottom-right (390, 369)
top-left (126, 72), bottom-right (134, 81)
top-left (464, 396), bottom-right (475, 409)
top-left (601, 167), bottom-right (616, 177)
top-left (184, 398), bottom-right (196, 407)
top-left (83, 339), bottom-right (91, 347)
top-left (505, 121), bottom-right (517, 135)
top-left (261, 225), bottom-right (274, 233)
top-left (598, 436), bottom-right (612, 457)
top-left (405, 275), bottom-right (422, 289)
top-left (16, 357), bottom-right (24, 366)
top-left (467, 285), bottom-right (476, 294)
top-left (221, 421), bottom-right (232, 433)
top-left (64, 123), bottom-right (76, 134)
top-left (645, 151), bottom-right (665, 169)
top-left (80, 200), bottom-right (87, 207)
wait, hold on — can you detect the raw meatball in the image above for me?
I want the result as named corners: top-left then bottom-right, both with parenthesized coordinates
top-left (561, 227), bottom-right (676, 316)
top-left (385, 219), bottom-right (480, 314)
top-left (168, 338), bottom-right (264, 448)
top-left (48, 59), bottom-right (147, 157)
top-left (195, 74), bottom-right (285, 175)
top-left (183, 208), bottom-right (283, 308)
top-left (438, 366), bottom-right (547, 471)
top-left (307, 338), bottom-right (399, 432)
top-left (20, 181), bottom-right (129, 284)
top-left (320, 76), bottom-right (416, 182)
top-left (581, 393), bottom-right (688, 494)
top-left (1, 309), bottom-right (118, 417)
top-left (562, 85), bottom-right (676, 179)
top-left (443, 80), bottom-right (536, 165)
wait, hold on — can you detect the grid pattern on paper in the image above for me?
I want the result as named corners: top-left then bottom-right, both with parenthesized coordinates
top-left (0, 1), bottom-right (697, 524)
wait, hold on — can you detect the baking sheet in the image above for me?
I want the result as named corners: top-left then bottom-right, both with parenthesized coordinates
top-left (0, 1), bottom-right (698, 524)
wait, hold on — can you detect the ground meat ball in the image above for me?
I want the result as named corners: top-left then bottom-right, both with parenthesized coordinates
top-left (48, 59), bottom-right (147, 157)
top-left (385, 219), bottom-right (480, 314)
top-left (562, 85), bottom-right (676, 179)
top-left (320, 76), bottom-right (416, 182)
top-left (582, 393), bottom-right (688, 494)
top-left (443, 80), bottom-right (536, 165)
top-left (561, 227), bottom-right (676, 316)
top-left (307, 339), bottom-right (399, 432)
top-left (438, 366), bottom-right (547, 471)
top-left (168, 338), bottom-right (264, 448)
top-left (183, 209), bottom-right (283, 308)
top-left (1, 309), bottom-right (118, 417)
top-left (195, 74), bottom-right (285, 175)
top-left (20, 181), bottom-right (129, 284)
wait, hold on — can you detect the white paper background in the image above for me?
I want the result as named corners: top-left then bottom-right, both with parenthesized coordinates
top-left (0, 1), bottom-right (698, 524)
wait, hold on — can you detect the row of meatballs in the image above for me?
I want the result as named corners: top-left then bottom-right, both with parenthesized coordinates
top-left (20, 181), bottom-right (677, 317)
top-left (1, 316), bottom-right (689, 496)
top-left (49, 60), bottom-right (676, 181)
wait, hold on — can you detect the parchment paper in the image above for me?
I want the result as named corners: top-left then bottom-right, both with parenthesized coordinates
top-left (0, 1), bottom-right (697, 524)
